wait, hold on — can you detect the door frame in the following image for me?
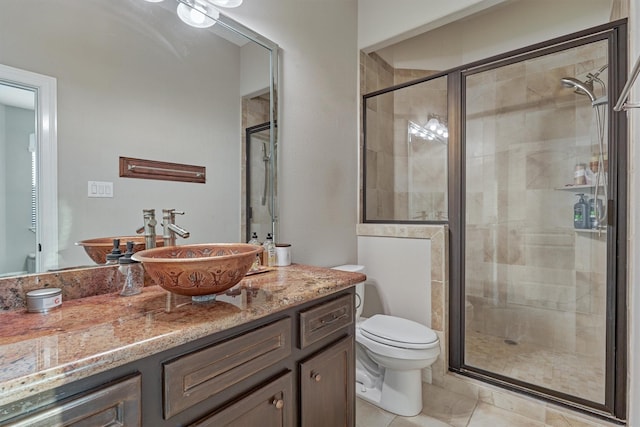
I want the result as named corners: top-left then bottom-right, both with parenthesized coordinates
top-left (0, 64), bottom-right (58, 273)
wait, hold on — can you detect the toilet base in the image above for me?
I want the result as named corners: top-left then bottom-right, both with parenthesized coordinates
top-left (355, 368), bottom-right (423, 417)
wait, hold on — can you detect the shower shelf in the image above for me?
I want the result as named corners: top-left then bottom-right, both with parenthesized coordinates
top-left (575, 229), bottom-right (607, 235)
top-left (555, 184), bottom-right (602, 191)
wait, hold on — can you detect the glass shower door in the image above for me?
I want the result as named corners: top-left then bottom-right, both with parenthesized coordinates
top-left (463, 39), bottom-right (609, 404)
top-left (245, 122), bottom-right (273, 241)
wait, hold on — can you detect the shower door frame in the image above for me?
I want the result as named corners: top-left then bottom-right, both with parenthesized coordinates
top-left (245, 121), bottom-right (273, 242)
top-left (448, 20), bottom-right (628, 421)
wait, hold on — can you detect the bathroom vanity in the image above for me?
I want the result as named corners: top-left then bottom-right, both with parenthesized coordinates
top-left (0, 264), bottom-right (362, 426)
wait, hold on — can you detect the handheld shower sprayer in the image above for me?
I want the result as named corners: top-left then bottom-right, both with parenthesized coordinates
top-left (560, 77), bottom-right (596, 102)
top-left (559, 64), bottom-right (609, 226)
top-left (560, 64), bottom-right (608, 103)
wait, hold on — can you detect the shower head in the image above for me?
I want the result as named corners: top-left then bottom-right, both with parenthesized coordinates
top-left (560, 77), bottom-right (596, 103)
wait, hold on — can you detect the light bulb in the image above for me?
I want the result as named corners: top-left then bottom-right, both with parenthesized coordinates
top-left (443, 131), bottom-right (449, 138)
top-left (190, 7), bottom-right (205, 24)
top-left (436, 128), bottom-right (443, 135)
top-left (209, 0), bottom-right (243, 7)
top-left (177, 2), bottom-right (218, 28)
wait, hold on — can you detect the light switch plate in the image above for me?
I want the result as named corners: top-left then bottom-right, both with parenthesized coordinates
top-left (88, 181), bottom-right (113, 198)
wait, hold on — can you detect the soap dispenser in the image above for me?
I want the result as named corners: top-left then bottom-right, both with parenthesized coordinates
top-left (118, 241), bottom-right (144, 296)
top-left (248, 232), bottom-right (261, 270)
top-left (105, 238), bottom-right (123, 265)
top-left (574, 193), bottom-right (589, 229)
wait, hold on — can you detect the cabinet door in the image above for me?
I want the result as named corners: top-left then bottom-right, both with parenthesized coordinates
top-left (5, 375), bottom-right (141, 427)
top-left (190, 372), bottom-right (293, 427)
top-left (300, 336), bottom-right (354, 427)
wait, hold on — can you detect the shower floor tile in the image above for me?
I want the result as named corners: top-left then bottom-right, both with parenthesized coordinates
top-left (465, 331), bottom-right (605, 403)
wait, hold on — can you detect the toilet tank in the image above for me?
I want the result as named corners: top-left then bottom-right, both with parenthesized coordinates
top-left (331, 264), bottom-right (365, 320)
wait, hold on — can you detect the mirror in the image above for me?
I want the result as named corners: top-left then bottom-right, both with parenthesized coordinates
top-left (0, 0), bottom-right (278, 277)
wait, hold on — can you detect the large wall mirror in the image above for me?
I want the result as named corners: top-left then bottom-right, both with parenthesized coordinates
top-left (0, 0), bottom-right (278, 277)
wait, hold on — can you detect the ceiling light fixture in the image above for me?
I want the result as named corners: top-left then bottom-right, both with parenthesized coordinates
top-left (408, 116), bottom-right (448, 144)
top-left (208, 0), bottom-right (243, 7)
top-left (177, 1), bottom-right (219, 28)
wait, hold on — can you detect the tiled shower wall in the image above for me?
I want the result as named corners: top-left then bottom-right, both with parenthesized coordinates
top-left (394, 76), bottom-right (447, 221)
top-left (361, 41), bottom-right (608, 358)
top-left (362, 52), bottom-right (395, 220)
top-left (464, 41), bottom-right (608, 359)
top-left (361, 52), bottom-right (446, 221)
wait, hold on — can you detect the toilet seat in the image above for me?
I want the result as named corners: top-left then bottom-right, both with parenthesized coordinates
top-left (360, 314), bottom-right (438, 350)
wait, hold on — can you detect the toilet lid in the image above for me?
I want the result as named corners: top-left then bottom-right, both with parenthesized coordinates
top-left (360, 314), bottom-right (438, 349)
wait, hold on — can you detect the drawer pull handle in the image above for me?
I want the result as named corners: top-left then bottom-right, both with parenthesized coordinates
top-left (312, 372), bottom-right (322, 382)
top-left (272, 398), bottom-right (285, 410)
top-left (320, 312), bottom-right (347, 325)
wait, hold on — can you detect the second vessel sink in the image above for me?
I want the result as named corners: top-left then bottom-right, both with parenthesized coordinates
top-left (132, 243), bottom-right (263, 298)
top-left (76, 236), bottom-right (164, 264)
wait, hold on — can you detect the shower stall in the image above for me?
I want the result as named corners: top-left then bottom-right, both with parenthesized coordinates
top-left (362, 20), bottom-right (627, 420)
top-left (452, 24), bottom-right (627, 420)
top-left (464, 40), bottom-right (610, 404)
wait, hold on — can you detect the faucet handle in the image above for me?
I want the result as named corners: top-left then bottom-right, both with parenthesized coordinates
top-left (163, 209), bottom-right (185, 216)
top-left (135, 226), bottom-right (145, 234)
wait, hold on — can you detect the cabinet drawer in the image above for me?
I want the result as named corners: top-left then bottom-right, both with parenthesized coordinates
top-left (190, 372), bottom-right (293, 427)
top-left (299, 294), bottom-right (354, 349)
top-left (164, 318), bottom-right (292, 419)
top-left (5, 374), bottom-right (141, 427)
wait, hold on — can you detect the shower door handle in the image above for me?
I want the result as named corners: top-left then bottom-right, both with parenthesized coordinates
top-left (607, 200), bottom-right (614, 226)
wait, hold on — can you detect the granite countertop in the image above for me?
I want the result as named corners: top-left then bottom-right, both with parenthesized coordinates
top-left (0, 264), bottom-right (364, 407)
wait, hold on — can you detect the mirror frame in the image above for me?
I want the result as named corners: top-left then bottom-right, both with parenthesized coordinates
top-left (207, 8), bottom-right (280, 242)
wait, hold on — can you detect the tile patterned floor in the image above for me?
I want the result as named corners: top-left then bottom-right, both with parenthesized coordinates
top-left (465, 331), bottom-right (605, 403)
top-left (356, 384), bottom-right (615, 427)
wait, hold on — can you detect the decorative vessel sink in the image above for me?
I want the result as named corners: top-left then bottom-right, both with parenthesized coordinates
top-left (131, 243), bottom-right (263, 299)
top-left (76, 236), bottom-right (164, 264)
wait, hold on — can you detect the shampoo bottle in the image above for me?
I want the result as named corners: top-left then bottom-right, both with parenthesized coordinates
top-left (574, 193), bottom-right (589, 229)
top-left (262, 233), bottom-right (276, 267)
top-left (588, 197), bottom-right (604, 229)
top-left (248, 232), bottom-right (261, 270)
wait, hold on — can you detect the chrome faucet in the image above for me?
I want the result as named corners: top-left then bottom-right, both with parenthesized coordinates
top-left (136, 209), bottom-right (157, 249)
top-left (162, 209), bottom-right (190, 246)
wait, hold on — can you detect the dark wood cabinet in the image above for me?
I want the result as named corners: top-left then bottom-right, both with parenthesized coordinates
top-left (4, 375), bottom-right (141, 427)
top-left (0, 289), bottom-right (355, 427)
top-left (190, 372), bottom-right (294, 427)
top-left (300, 337), bottom-right (355, 427)
top-left (163, 318), bottom-right (292, 419)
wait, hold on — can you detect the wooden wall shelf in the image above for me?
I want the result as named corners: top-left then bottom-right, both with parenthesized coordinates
top-left (119, 157), bottom-right (206, 184)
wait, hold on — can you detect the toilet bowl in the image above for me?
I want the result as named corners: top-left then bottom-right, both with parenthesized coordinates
top-left (332, 265), bottom-right (440, 417)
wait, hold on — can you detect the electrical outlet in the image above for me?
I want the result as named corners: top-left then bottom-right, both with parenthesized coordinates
top-left (88, 181), bottom-right (113, 198)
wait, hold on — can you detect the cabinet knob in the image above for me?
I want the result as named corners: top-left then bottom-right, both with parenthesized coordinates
top-left (272, 398), bottom-right (284, 410)
top-left (312, 372), bottom-right (322, 382)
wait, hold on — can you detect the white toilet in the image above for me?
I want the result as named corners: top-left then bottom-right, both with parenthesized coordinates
top-left (332, 265), bottom-right (440, 417)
